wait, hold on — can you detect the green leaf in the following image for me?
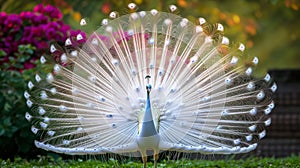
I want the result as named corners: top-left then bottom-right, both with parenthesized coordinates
top-left (0, 49), bottom-right (7, 57)
top-left (3, 103), bottom-right (12, 112)
top-left (3, 118), bottom-right (12, 127)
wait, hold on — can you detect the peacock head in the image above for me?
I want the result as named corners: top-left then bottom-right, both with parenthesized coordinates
top-left (145, 75), bottom-right (151, 93)
top-left (146, 84), bottom-right (152, 93)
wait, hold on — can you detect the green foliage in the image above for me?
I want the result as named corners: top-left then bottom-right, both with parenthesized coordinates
top-left (1, 44), bottom-right (36, 70)
top-left (0, 45), bottom-right (42, 158)
top-left (0, 70), bottom-right (32, 155)
top-left (1, 155), bottom-right (300, 168)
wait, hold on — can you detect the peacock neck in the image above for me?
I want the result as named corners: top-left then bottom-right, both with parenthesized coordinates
top-left (139, 89), bottom-right (158, 137)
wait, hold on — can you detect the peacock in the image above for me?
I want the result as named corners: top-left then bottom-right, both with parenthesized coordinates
top-left (24, 3), bottom-right (277, 168)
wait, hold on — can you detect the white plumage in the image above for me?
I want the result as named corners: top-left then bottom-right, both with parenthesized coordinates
top-left (24, 4), bottom-right (276, 168)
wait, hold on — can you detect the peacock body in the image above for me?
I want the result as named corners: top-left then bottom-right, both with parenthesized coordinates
top-left (24, 3), bottom-right (277, 167)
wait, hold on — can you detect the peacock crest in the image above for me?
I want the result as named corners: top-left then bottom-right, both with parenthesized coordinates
top-left (24, 3), bottom-right (277, 167)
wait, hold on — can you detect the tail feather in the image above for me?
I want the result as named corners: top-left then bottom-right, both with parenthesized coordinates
top-left (25, 10), bottom-right (276, 156)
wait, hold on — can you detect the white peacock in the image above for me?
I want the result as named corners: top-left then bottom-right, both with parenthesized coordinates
top-left (24, 3), bottom-right (277, 168)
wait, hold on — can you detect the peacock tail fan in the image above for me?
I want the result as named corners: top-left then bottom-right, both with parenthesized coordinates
top-left (24, 3), bottom-right (276, 161)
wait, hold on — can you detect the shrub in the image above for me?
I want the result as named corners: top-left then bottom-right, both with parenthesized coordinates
top-left (0, 4), bottom-right (85, 159)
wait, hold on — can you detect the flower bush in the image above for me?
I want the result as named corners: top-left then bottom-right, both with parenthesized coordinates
top-left (0, 4), bottom-right (86, 71)
top-left (0, 4), bottom-right (85, 159)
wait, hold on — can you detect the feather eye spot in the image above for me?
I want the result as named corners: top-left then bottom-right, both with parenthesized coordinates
top-left (28, 81), bottom-right (34, 90)
top-left (72, 88), bottom-right (79, 95)
top-left (256, 90), bottom-right (265, 100)
top-left (132, 69), bottom-right (137, 76)
top-left (139, 11), bottom-right (146, 17)
top-left (59, 105), bottom-right (68, 112)
top-left (202, 96), bottom-right (211, 102)
top-left (40, 56), bottom-right (46, 64)
top-left (249, 107), bottom-right (257, 116)
top-left (109, 11), bottom-right (118, 19)
top-left (31, 126), bottom-right (39, 134)
top-left (225, 77), bottom-right (232, 85)
top-left (26, 99), bottom-right (33, 108)
top-left (222, 36), bottom-right (229, 45)
top-left (247, 82), bottom-right (255, 91)
top-left (217, 23), bottom-right (224, 31)
top-left (230, 56), bottom-right (238, 65)
top-left (60, 53), bottom-right (67, 62)
top-left (180, 18), bottom-right (188, 27)
top-left (130, 13), bottom-right (139, 20)
top-left (253, 57), bottom-right (259, 65)
top-left (50, 44), bottom-right (56, 53)
top-left (128, 3), bottom-right (137, 10)
top-left (164, 18), bottom-right (172, 26)
top-left (38, 107), bottom-right (46, 115)
top-left (47, 130), bottom-right (55, 136)
top-left (91, 38), bottom-right (98, 45)
top-left (46, 73), bottom-right (54, 83)
top-left (221, 109), bottom-right (229, 116)
top-left (127, 30), bottom-right (134, 36)
top-left (199, 18), bottom-right (206, 25)
top-left (99, 96), bottom-right (106, 102)
top-left (264, 107), bottom-right (272, 115)
top-left (65, 38), bottom-right (72, 46)
top-left (149, 63), bottom-right (154, 69)
top-left (238, 43), bottom-right (245, 51)
top-left (271, 83), bottom-right (277, 92)
top-left (80, 18), bottom-right (87, 26)
top-left (77, 127), bottom-right (83, 132)
top-left (158, 69), bottom-right (164, 76)
top-left (101, 19), bottom-right (108, 25)
top-left (106, 114), bottom-right (113, 118)
top-left (246, 134), bottom-right (253, 141)
top-left (170, 88), bottom-right (176, 93)
top-left (245, 67), bottom-right (253, 76)
top-left (149, 38), bottom-right (155, 45)
top-left (44, 117), bottom-right (50, 123)
top-left (150, 9), bottom-right (158, 16)
top-left (233, 139), bottom-right (241, 145)
top-left (86, 102), bottom-right (95, 109)
top-left (53, 64), bottom-right (61, 73)
top-left (70, 50), bottom-right (78, 57)
top-left (50, 88), bottom-right (56, 95)
top-left (106, 26), bottom-right (113, 32)
top-left (35, 74), bottom-right (41, 83)
top-left (268, 101), bottom-right (275, 109)
top-left (24, 91), bottom-right (30, 99)
top-left (89, 75), bottom-right (97, 83)
top-left (169, 5), bottom-right (177, 12)
top-left (112, 59), bottom-right (119, 66)
top-left (264, 73), bottom-right (271, 82)
top-left (265, 118), bottom-right (271, 126)
top-left (40, 122), bottom-right (48, 129)
top-left (25, 112), bottom-right (32, 121)
top-left (40, 91), bottom-right (48, 100)
top-left (63, 140), bottom-right (70, 145)
top-left (259, 130), bottom-right (266, 139)
top-left (248, 125), bottom-right (256, 132)
top-left (196, 26), bottom-right (203, 33)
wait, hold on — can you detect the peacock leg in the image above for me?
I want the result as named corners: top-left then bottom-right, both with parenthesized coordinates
top-left (142, 155), bottom-right (147, 168)
top-left (153, 151), bottom-right (159, 168)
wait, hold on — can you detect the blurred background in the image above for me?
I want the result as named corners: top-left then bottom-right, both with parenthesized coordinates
top-left (0, 0), bottom-right (299, 160)
top-left (2, 0), bottom-right (300, 74)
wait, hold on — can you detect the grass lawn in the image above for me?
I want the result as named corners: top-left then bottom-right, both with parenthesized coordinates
top-left (1, 155), bottom-right (299, 167)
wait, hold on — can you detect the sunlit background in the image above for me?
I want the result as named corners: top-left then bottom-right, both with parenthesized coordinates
top-left (2, 0), bottom-right (300, 74)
